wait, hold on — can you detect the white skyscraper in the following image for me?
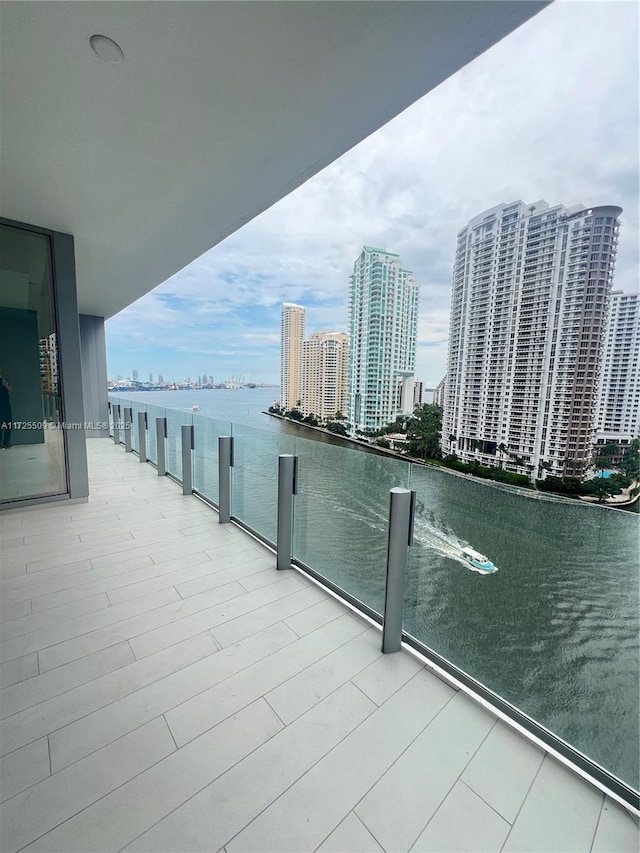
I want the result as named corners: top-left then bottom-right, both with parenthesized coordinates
top-left (348, 246), bottom-right (419, 433)
top-left (280, 303), bottom-right (305, 411)
top-left (595, 291), bottom-right (639, 448)
top-left (301, 331), bottom-right (349, 421)
top-left (442, 201), bottom-right (622, 481)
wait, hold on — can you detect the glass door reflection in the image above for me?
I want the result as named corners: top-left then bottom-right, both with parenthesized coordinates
top-left (0, 223), bottom-right (67, 503)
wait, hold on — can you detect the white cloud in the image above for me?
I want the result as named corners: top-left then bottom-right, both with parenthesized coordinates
top-left (107, 0), bottom-right (638, 387)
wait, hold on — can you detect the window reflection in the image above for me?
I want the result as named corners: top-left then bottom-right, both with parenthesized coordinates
top-left (0, 224), bottom-right (67, 502)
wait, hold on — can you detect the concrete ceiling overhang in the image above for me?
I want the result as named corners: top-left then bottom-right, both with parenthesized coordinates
top-left (0, 1), bottom-right (548, 318)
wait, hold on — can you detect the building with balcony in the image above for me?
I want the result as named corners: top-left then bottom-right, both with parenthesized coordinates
top-left (280, 303), bottom-right (305, 411)
top-left (301, 331), bottom-right (349, 422)
top-left (595, 290), bottom-right (639, 453)
top-left (441, 200), bottom-right (622, 480)
top-left (433, 376), bottom-right (447, 408)
top-left (348, 247), bottom-right (420, 433)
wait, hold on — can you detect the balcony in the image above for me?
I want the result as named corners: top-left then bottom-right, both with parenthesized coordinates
top-left (1, 408), bottom-right (638, 851)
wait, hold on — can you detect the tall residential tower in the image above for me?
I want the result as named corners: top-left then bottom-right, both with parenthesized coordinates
top-left (348, 246), bottom-right (419, 433)
top-left (302, 331), bottom-right (349, 421)
top-left (442, 201), bottom-right (622, 480)
top-left (280, 303), bottom-right (305, 410)
top-left (595, 290), bottom-right (639, 449)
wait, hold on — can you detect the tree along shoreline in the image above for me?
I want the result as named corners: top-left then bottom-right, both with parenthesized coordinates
top-left (264, 411), bottom-right (636, 512)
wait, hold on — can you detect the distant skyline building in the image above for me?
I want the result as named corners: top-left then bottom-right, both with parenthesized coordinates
top-left (413, 380), bottom-right (425, 409)
top-left (301, 331), bottom-right (349, 421)
top-left (433, 376), bottom-right (446, 408)
top-left (595, 290), bottom-right (639, 449)
top-left (442, 200), bottom-right (622, 480)
top-left (132, 369), bottom-right (138, 381)
top-left (280, 303), bottom-right (305, 410)
top-left (347, 245), bottom-right (420, 433)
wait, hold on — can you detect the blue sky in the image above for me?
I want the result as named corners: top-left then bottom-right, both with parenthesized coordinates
top-left (106, 1), bottom-right (639, 387)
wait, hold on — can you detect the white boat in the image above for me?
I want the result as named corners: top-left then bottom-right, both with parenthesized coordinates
top-left (461, 546), bottom-right (498, 574)
top-left (192, 405), bottom-right (200, 411)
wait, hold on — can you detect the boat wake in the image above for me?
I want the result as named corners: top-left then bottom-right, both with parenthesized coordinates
top-left (413, 513), bottom-right (498, 575)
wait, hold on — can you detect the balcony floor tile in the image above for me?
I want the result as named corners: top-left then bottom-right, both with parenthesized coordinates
top-left (0, 439), bottom-right (636, 853)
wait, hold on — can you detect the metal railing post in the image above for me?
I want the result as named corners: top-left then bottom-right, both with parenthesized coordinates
top-left (277, 454), bottom-right (298, 570)
top-left (381, 487), bottom-right (416, 654)
top-left (156, 417), bottom-right (167, 476)
top-left (181, 424), bottom-right (194, 495)
top-left (138, 411), bottom-right (148, 462)
top-left (218, 436), bottom-right (234, 523)
top-left (124, 408), bottom-right (132, 452)
top-left (112, 404), bottom-right (120, 445)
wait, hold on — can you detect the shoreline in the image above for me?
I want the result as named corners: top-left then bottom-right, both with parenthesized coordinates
top-left (265, 412), bottom-right (636, 512)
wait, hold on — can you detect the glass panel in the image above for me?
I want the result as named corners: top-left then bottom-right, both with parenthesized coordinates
top-left (192, 414), bottom-right (231, 506)
top-left (404, 463), bottom-right (639, 789)
top-left (126, 400), bottom-right (145, 454)
top-left (144, 403), bottom-right (167, 466)
top-left (0, 223), bottom-right (67, 502)
top-left (231, 422), bottom-right (295, 542)
top-left (293, 438), bottom-right (410, 616)
top-left (165, 409), bottom-right (193, 480)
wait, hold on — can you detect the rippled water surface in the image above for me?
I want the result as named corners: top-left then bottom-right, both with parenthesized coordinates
top-left (112, 389), bottom-right (639, 788)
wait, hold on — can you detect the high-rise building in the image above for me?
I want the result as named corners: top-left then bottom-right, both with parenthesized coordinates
top-left (413, 380), bottom-right (425, 409)
top-left (348, 246), bottom-right (419, 433)
top-left (280, 303), bottom-right (305, 410)
top-left (132, 369), bottom-right (138, 381)
top-left (595, 290), bottom-right (639, 450)
top-left (433, 376), bottom-right (446, 408)
top-left (158, 374), bottom-right (164, 384)
top-left (442, 200), bottom-right (622, 480)
top-left (149, 373), bottom-right (153, 383)
top-left (301, 332), bottom-right (349, 421)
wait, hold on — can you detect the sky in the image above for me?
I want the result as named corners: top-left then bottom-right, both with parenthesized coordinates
top-left (106, 1), bottom-right (639, 388)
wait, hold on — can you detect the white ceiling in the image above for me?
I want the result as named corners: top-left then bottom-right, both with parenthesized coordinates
top-left (0, 1), bottom-right (547, 318)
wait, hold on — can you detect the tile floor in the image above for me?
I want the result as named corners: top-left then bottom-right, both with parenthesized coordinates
top-left (0, 439), bottom-right (637, 852)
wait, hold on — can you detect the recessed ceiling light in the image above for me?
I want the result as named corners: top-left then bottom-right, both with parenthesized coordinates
top-left (89, 34), bottom-right (124, 65)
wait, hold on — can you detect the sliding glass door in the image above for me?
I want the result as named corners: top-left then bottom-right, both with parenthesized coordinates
top-left (0, 223), bottom-right (67, 502)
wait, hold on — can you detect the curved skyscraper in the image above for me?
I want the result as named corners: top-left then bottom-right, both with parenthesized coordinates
top-left (442, 200), bottom-right (622, 480)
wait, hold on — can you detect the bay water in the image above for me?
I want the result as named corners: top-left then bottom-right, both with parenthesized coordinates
top-left (112, 388), bottom-right (639, 789)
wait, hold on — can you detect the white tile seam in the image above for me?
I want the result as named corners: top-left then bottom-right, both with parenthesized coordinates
top-left (252, 622), bottom-right (374, 715)
top-left (498, 753), bottom-right (547, 852)
top-left (0, 639), bottom-right (214, 757)
top-left (1, 642), bottom-right (135, 724)
top-left (1, 592), bottom-right (188, 668)
top-left (11, 720), bottom-right (178, 853)
top-left (404, 779), bottom-right (491, 853)
top-left (220, 688), bottom-right (381, 853)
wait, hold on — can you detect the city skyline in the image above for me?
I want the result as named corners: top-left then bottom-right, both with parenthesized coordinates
top-left (105, 2), bottom-right (638, 386)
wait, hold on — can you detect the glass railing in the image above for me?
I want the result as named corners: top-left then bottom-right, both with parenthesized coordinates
top-left (192, 414), bottom-right (231, 507)
top-left (107, 394), bottom-right (639, 806)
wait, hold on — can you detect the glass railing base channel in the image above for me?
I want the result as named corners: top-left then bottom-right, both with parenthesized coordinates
top-left (401, 632), bottom-right (640, 817)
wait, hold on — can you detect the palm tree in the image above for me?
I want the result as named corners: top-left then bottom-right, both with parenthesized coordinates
top-left (497, 442), bottom-right (507, 469)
